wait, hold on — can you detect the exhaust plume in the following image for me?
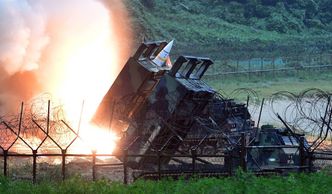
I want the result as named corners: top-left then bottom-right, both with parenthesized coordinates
top-left (0, 0), bottom-right (132, 117)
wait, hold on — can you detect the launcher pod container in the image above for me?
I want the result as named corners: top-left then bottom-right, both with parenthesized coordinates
top-left (93, 41), bottom-right (170, 132)
top-left (115, 56), bottom-right (214, 169)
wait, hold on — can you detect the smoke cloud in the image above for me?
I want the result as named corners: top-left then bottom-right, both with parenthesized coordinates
top-left (0, 0), bottom-right (132, 115)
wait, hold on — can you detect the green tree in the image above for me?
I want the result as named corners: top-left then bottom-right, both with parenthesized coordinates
top-left (304, 0), bottom-right (318, 19)
top-left (141, 0), bottom-right (155, 9)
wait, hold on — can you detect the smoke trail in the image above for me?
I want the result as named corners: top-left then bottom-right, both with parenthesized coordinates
top-left (0, 0), bottom-right (49, 74)
top-left (0, 0), bottom-right (132, 115)
top-left (0, 0), bottom-right (48, 114)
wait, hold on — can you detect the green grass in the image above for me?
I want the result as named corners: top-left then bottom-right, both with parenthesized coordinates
top-left (1, 171), bottom-right (332, 194)
top-left (204, 70), bottom-right (332, 100)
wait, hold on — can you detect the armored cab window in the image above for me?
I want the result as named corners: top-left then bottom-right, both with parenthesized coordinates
top-left (281, 136), bottom-right (299, 146)
top-left (281, 136), bottom-right (293, 145)
top-left (289, 136), bottom-right (299, 146)
top-left (259, 132), bottom-right (281, 145)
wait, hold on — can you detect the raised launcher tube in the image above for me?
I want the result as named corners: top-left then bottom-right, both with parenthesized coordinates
top-left (115, 56), bottom-right (215, 169)
top-left (92, 41), bottom-right (170, 132)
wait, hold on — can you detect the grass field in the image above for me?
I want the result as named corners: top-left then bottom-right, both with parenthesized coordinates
top-left (204, 70), bottom-right (332, 100)
top-left (1, 171), bottom-right (332, 194)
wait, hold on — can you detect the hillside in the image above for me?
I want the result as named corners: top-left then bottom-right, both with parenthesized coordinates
top-left (125, 0), bottom-right (332, 59)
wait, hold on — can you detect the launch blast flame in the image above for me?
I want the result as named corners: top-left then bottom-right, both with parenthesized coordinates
top-left (0, 0), bottom-right (132, 154)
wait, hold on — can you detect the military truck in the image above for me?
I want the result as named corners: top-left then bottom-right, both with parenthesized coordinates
top-left (93, 41), bottom-right (313, 176)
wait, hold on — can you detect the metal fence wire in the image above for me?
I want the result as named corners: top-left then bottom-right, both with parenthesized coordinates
top-left (0, 101), bottom-right (229, 183)
top-left (1, 101), bottom-right (330, 185)
top-left (206, 53), bottom-right (332, 79)
top-left (1, 58), bottom-right (332, 183)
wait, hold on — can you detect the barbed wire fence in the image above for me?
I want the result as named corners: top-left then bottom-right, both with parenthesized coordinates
top-left (0, 89), bottom-right (332, 183)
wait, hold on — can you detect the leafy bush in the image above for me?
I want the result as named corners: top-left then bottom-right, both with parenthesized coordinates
top-left (266, 14), bottom-right (288, 33)
top-left (304, 19), bottom-right (324, 29)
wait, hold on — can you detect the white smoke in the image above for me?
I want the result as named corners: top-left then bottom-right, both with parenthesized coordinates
top-left (0, 0), bottom-right (114, 74)
top-left (0, 0), bottom-right (48, 74)
top-left (0, 0), bottom-right (132, 115)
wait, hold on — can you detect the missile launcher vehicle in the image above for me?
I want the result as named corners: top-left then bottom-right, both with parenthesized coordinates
top-left (94, 41), bottom-right (313, 176)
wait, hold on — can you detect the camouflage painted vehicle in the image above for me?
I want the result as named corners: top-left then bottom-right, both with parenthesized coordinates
top-left (245, 125), bottom-right (311, 172)
top-left (94, 41), bottom-right (313, 174)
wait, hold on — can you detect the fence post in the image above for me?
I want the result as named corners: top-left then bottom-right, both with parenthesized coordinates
top-left (61, 149), bottom-right (66, 181)
top-left (3, 150), bottom-right (8, 177)
top-left (299, 137), bottom-right (305, 172)
top-left (228, 153), bottom-right (233, 176)
top-left (123, 149), bottom-right (128, 184)
top-left (248, 59), bottom-right (251, 80)
top-left (92, 150), bottom-right (97, 181)
top-left (296, 55), bottom-right (301, 76)
top-left (272, 57), bottom-right (275, 78)
top-left (157, 150), bottom-right (161, 180)
top-left (32, 150), bottom-right (37, 184)
top-left (260, 57), bottom-right (264, 77)
top-left (307, 54), bottom-right (310, 67)
top-left (240, 133), bottom-right (247, 171)
top-left (191, 149), bottom-right (196, 175)
top-left (236, 59), bottom-right (239, 73)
